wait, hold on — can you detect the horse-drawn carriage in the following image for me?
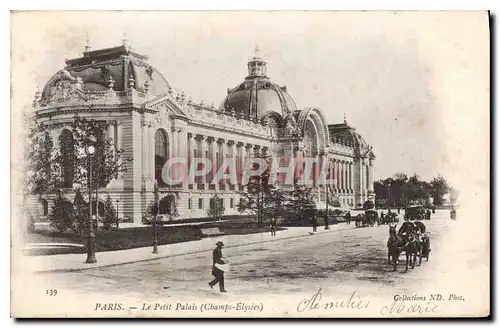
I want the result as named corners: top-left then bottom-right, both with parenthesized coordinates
top-left (387, 221), bottom-right (431, 272)
top-left (404, 205), bottom-right (426, 221)
top-left (379, 211), bottom-right (399, 225)
top-left (355, 209), bottom-right (378, 228)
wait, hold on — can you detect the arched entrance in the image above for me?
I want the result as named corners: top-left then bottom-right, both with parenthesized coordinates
top-left (59, 129), bottom-right (75, 188)
top-left (155, 129), bottom-right (169, 186)
top-left (159, 194), bottom-right (177, 216)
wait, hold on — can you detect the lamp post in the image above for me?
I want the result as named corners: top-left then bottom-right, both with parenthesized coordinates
top-left (114, 198), bottom-right (120, 228)
top-left (85, 136), bottom-right (97, 263)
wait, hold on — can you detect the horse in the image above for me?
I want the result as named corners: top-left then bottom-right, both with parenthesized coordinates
top-left (394, 229), bottom-right (421, 271)
top-left (387, 224), bottom-right (405, 272)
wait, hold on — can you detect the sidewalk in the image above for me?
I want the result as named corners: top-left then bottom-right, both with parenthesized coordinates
top-left (20, 223), bottom-right (355, 274)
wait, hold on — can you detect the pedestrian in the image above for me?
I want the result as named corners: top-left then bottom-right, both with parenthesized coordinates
top-left (209, 241), bottom-right (228, 292)
top-left (311, 216), bottom-right (318, 232)
top-left (270, 216), bottom-right (277, 236)
top-left (397, 207), bottom-right (401, 214)
top-left (345, 211), bottom-right (351, 225)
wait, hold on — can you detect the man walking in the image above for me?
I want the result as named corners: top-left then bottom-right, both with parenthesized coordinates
top-left (270, 217), bottom-right (277, 236)
top-left (311, 216), bottom-right (318, 233)
top-left (345, 211), bottom-right (351, 225)
top-left (209, 241), bottom-right (227, 292)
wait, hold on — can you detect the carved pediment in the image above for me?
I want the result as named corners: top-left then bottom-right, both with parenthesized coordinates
top-left (143, 95), bottom-right (188, 118)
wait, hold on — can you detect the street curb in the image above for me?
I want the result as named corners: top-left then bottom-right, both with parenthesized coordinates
top-left (32, 225), bottom-right (356, 274)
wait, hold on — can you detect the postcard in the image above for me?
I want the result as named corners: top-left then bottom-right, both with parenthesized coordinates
top-left (10, 10), bottom-right (490, 318)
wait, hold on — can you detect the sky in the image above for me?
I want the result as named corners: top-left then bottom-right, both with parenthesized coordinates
top-left (10, 11), bottom-right (489, 190)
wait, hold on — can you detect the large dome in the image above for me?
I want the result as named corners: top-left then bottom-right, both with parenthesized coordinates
top-left (219, 48), bottom-right (298, 119)
top-left (40, 44), bottom-right (171, 101)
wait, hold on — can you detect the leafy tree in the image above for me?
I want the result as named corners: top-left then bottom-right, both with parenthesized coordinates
top-left (237, 150), bottom-right (273, 226)
top-left (49, 193), bottom-right (73, 232)
top-left (207, 194), bottom-right (225, 222)
top-left (72, 188), bottom-right (89, 234)
top-left (144, 182), bottom-right (159, 223)
top-left (430, 175), bottom-right (450, 206)
top-left (285, 182), bottom-right (316, 223)
top-left (24, 117), bottom-right (60, 196)
top-left (101, 194), bottom-right (117, 230)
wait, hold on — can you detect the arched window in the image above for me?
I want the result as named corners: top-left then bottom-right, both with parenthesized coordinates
top-left (59, 129), bottom-right (74, 188)
top-left (39, 199), bottom-right (48, 216)
top-left (159, 195), bottom-right (176, 215)
top-left (155, 129), bottom-right (169, 186)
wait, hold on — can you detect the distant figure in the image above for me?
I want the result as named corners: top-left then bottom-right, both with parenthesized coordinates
top-left (209, 241), bottom-right (227, 292)
top-left (311, 216), bottom-right (318, 232)
top-left (450, 208), bottom-right (457, 220)
top-left (345, 212), bottom-right (351, 225)
top-left (397, 208), bottom-right (401, 214)
top-left (381, 212), bottom-right (385, 220)
top-left (270, 217), bottom-right (277, 236)
top-left (426, 209), bottom-right (431, 220)
top-left (432, 206), bottom-right (436, 214)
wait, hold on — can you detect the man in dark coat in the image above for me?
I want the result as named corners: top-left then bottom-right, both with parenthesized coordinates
top-left (209, 241), bottom-right (227, 292)
top-left (345, 212), bottom-right (351, 225)
top-left (311, 216), bottom-right (318, 232)
top-left (270, 217), bottom-right (277, 236)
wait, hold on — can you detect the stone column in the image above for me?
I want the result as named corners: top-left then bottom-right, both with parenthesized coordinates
top-left (178, 128), bottom-right (188, 189)
top-left (149, 124), bottom-right (155, 181)
top-left (208, 137), bottom-right (217, 187)
top-left (227, 140), bottom-right (235, 187)
top-left (141, 120), bottom-right (149, 182)
top-left (359, 159), bottom-right (365, 200)
top-left (200, 135), bottom-right (208, 186)
top-left (188, 133), bottom-right (195, 188)
top-left (116, 121), bottom-right (123, 178)
top-left (350, 162), bottom-right (354, 194)
top-left (107, 120), bottom-right (116, 148)
top-left (333, 159), bottom-right (340, 193)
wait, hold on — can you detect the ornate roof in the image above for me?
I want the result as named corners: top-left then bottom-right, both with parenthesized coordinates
top-left (328, 122), bottom-right (374, 158)
top-left (40, 44), bottom-right (171, 102)
top-left (219, 47), bottom-right (298, 119)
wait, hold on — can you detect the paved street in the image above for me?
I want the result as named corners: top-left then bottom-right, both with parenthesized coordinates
top-left (17, 210), bottom-right (488, 317)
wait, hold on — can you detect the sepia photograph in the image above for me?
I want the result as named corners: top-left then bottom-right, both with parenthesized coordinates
top-left (9, 10), bottom-right (490, 318)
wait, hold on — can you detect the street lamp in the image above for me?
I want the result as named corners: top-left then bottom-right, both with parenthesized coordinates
top-left (114, 198), bottom-right (120, 228)
top-left (85, 136), bottom-right (97, 264)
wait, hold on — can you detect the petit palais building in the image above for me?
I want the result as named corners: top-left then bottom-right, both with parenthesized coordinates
top-left (27, 42), bottom-right (376, 224)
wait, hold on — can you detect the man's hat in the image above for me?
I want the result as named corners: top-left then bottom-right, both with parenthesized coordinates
top-left (216, 241), bottom-right (224, 246)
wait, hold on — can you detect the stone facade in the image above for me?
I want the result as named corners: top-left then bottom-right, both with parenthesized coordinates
top-left (28, 43), bottom-right (375, 224)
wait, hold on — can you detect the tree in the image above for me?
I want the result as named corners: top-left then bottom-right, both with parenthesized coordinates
top-left (285, 182), bottom-right (316, 223)
top-left (101, 194), bottom-right (117, 230)
top-left (144, 182), bottom-right (159, 223)
top-left (24, 117), bottom-right (60, 196)
top-left (430, 175), bottom-right (450, 206)
top-left (72, 188), bottom-right (89, 235)
top-left (207, 194), bottom-right (225, 222)
top-left (49, 193), bottom-right (73, 232)
top-left (237, 150), bottom-right (274, 226)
